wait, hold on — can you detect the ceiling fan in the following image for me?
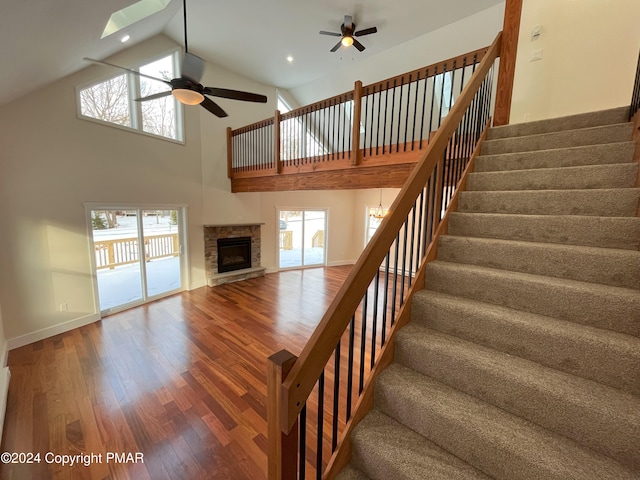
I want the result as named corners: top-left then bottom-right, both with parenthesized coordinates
top-left (84, 0), bottom-right (267, 118)
top-left (319, 15), bottom-right (378, 53)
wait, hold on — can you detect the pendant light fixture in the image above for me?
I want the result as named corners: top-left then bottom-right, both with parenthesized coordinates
top-left (369, 190), bottom-right (389, 219)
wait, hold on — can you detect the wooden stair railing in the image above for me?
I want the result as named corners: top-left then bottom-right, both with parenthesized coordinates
top-left (268, 32), bottom-right (503, 480)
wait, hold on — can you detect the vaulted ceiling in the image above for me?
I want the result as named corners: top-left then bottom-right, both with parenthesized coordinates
top-left (0, 0), bottom-right (504, 108)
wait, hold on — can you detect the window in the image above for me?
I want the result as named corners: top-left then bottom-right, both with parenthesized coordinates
top-left (78, 51), bottom-right (182, 142)
top-left (277, 91), bottom-right (327, 160)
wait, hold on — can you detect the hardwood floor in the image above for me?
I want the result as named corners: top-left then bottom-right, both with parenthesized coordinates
top-left (0, 266), bottom-right (353, 480)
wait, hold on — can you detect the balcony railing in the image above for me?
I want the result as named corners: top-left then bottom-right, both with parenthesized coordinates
top-left (227, 46), bottom-right (490, 183)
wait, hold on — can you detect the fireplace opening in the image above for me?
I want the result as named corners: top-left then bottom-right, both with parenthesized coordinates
top-left (217, 236), bottom-right (251, 273)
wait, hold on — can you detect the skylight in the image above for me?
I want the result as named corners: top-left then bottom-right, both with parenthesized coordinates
top-left (101, 0), bottom-right (171, 39)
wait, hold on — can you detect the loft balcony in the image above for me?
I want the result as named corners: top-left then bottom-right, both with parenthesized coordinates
top-left (226, 46), bottom-right (491, 192)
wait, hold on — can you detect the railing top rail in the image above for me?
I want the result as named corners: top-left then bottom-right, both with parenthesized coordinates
top-left (279, 32), bottom-right (502, 432)
top-left (280, 91), bottom-right (355, 121)
top-left (231, 117), bottom-right (275, 136)
top-left (362, 45), bottom-right (490, 95)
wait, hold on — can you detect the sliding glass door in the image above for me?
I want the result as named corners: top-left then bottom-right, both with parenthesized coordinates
top-left (278, 209), bottom-right (327, 269)
top-left (89, 207), bottom-right (185, 315)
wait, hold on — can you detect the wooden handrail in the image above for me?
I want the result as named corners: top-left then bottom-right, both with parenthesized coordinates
top-left (361, 45), bottom-right (490, 96)
top-left (279, 31), bottom-right (503, 433)
top-left (280, 91), bottom-right (355, 121)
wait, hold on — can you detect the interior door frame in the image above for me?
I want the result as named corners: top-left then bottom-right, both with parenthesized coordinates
top-left (85, 202), bottom-right (190, 316)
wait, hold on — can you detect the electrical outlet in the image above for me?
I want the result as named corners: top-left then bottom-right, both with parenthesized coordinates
top-left (530, 49), bottom-right (543, 62)
top-left (523, 113), bottom-right (531, 121)
top-left (59, 303), bottom-right (68, 312)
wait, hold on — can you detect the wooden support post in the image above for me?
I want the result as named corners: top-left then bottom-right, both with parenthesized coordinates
top-left (351, 81), bottom-right (363, 165)
top-left (268, 350), bottom-right (298, 480)
top-left (226, 127), bottom-right (233, 179)
top-left (494, 0), bottom-right (523, 126)
top-left (274, 110), bottom-right (282, 174)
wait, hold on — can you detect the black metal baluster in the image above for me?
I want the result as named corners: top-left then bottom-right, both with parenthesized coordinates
top-left (381, 252), bottom-right (390, 345)
top-left (392, 78), bottom-right (400, 152)
top-left (299, 404), bottom-right (306, 480)
top-left (370, 273), bottom-right (379, 370)
top-left (375, 87), bottom-right (382, 155)
top-left (427, 67), bottom-right (438, 144)
top-left (399, 216), bottom-right (409, 306)
top-left (419, 68), bottom-right (429, 149)
top-left (382, 81), bottom-right (390, 154)
top-left (411, 71), bottom-right (420, 150)
top-left (346, 315), bottom-right (355, 421)
top-left (415, 189), bottom-right (425, 273)
top-left (407, 201), bottom-right (417, 288)
top-left (332, 340), bottom-right (340, 452)
top-left (362, 91), bottom-right (369, 157)
top-left (404, 74), bottom-right (411, 152)
top-left (437, 63), bottom-right (447, 128)
top-left (359, 292), bottom-right (368, 394)
top-left (390, 234), bottom-right (400, 325)
top-left (316, 371), bottom-right (324, 480)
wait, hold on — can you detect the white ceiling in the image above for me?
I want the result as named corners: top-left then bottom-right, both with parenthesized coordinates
top-left (0, 0), bottom-right (503, 108)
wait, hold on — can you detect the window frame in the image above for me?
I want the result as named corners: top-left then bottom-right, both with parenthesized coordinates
top-left (76, 48), bottom-right (184, 144)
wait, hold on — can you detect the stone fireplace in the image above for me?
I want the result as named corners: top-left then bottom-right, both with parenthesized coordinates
top-left (204, 223), bottom-right (265, 286)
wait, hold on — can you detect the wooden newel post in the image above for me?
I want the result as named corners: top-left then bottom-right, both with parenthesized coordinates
top-left (494, 0), bottom-right (523, 126)
top-left (226, 127), bottom-right (233, 179)
top-left (267, 350), bottom-right (298, 480)
top-left (274, 110), bottom-right (282, 174)
top-left (351, 81), bottom-right (363, 166)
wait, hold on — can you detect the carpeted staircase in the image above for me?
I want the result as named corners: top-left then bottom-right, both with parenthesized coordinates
top-left (338, 107), bottom-right (640, 480)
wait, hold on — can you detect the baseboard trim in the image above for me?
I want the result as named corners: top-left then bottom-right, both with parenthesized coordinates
top-left (327, 260), bottom-right (356, 267)
top-left (189, 279), bottom-right (207, 290)
top-left (7, 313), bottom-right (101, 350)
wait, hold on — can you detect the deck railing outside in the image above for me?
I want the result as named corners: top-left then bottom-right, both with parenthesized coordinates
top-left (267, 33), bottom-right (502, 480)
top-left (94, 233), bottom-right (179, 269)
top-left (228, 47), bottom-right (489, 178)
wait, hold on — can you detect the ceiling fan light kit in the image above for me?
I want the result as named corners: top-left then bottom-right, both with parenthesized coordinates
top-left (172, 88), bottom-right (204, 105)
top-left (85, 0), bottom-right (266, 117)
top-left (320, 14), bottom-right (378, 53)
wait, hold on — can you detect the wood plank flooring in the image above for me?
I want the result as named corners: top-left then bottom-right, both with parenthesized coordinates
top-left (0, 266), bottom-right (353, 480)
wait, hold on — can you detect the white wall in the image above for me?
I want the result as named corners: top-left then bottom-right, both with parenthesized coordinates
top-left (290, 4), bottom-right (505, 106)
top-left (0, 35), bottom-right (277, 346)
top-left (511, 0), bottom-right (640, 122)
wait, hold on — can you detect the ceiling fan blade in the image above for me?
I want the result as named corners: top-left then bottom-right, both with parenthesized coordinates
top-left (84, 58), bottom-right (172, 86)
top-left (135, 91), bottom-right (172, 102)
top-left (201, 97), bottom-right (228, 117)
top-left (355, 26), bottom-right (377, 36)
top-left (203, 87), bottom-right (267, 103)
top-left (319, 30), bottom-right (341, 36)
top-left (182, 52), bottom-right (204, 83)
top-left (353, 39), bottom-right (366, 52)
top-left (330, 40), bottom-right (342, 52)
top-left (344, 15), bottom-right (353, 30)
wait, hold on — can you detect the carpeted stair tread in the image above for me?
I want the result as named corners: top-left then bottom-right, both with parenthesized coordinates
top-left (475, 142), bottom-right (636, 172)
top-left (423, 261), bottom-right (640, 336)
top-left (458, 188), bottom-right (640, 217)
top-left (448, 212), bottom-right (640, 250)
top-left (335, 464), bottom-right (371, 480)
top-left (466, 163), bottom-right (638, 191)
top-left (481, 123), bottom-right (633, 155)
top-left (436, 235), bottom-right (640, 289)
top-left (486, 107), bottom-right (630, 139)
top-left (348, 409), bottom-right (492, 480)
top-left (395, 325), bottom-right (640, 469)
top-left (411, 290), bottom-right (640, 395)
top-left (375, 364), bottom-right (638, 480)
